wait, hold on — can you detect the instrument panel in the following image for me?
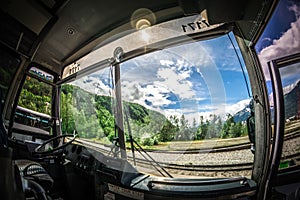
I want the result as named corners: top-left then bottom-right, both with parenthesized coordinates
top-left (64, 143), bottom-right (257, 200)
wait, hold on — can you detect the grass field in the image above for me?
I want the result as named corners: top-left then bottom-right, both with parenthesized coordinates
top-left (90, 136), bottom-right (251, 151)
top-left (135, 136), bottom-right (250, 151)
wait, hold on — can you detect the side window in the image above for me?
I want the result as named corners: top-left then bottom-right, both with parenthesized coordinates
top-left (13, 67), bottom-right (54, 135)
top-left (269, 55), bottom-right (300, 171)
top-left (278, 58), bottom-right (300, 170)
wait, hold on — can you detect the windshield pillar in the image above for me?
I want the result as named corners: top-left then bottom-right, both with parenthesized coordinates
top-left (114, 63), bottom-right (127, 159)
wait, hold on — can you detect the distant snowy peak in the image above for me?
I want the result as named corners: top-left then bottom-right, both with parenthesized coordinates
top-left (284, 80), bottom-right (300, 119)
top-left (283, 79), bottom-right (300, 95)
top-left (231, 99), bottom-right (252, 122)
top-left (269, 79), bottom-right (300, 107)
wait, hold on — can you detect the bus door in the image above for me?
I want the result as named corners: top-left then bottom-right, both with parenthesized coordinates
top-left (266, 53), bottom-right (300, 199)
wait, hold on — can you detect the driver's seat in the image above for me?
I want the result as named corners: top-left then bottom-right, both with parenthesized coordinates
top-left (0, 89), bottom-right (52, 200)
top-left (0, 88), bottom-right (24, 200)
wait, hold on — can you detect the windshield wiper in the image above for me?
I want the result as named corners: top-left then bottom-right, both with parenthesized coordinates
top-left (124, 106), bottom-right (173, 178)
top-left (124, 107), bottom-right (136, 165)
top-left (110, 46), bottom-right (172, 177)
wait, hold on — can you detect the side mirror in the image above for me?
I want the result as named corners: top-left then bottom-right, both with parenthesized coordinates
top-left (247, 99), bottom-right (255, 154)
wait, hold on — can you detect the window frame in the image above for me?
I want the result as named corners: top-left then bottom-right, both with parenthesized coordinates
top-left (268, 53), bottom-right (300, 187)
top-left (58, 30), bottom-right (257, 177)
top-left (8, 62), bottom-right (59, 139)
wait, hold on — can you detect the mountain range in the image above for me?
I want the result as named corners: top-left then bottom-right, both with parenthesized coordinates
top-left (234, 80), bottom-right (300, 123)
top-left (284, 80), bottom-right (300, 119)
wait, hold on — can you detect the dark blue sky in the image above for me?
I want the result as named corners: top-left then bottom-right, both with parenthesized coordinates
top-left (255, 0), bottom-right (300, 96)
top-left (256, 0), bottom-right (299, 52)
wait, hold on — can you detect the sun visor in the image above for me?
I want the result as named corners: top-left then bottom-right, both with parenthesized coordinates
top-left (179, 0), bottom-right (246, 24)
top-left (205, 0), bottom-right (276, 42)
top-left (61, 14), bottom-right (227, 80)
top-left (205, 0), bottom-right (247, 24)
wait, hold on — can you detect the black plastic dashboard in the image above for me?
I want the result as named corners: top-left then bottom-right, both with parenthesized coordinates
top-left (64, 142), bottom-right (257, 200)
top-left (65, 144), bottom-right (96, 173)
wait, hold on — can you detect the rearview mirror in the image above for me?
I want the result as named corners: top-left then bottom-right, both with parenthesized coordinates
top-left (247, 99), bottom-right (255, 154)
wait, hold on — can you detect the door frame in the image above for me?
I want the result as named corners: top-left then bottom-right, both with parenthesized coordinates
top-left (265, 52), bottom-right (300, 198)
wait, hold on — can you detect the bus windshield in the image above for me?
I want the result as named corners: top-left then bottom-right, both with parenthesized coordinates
top-left (60, 31), bottom-right (254, 178)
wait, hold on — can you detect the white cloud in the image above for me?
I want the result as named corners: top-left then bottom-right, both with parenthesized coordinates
top-left (121, 81), bottom-right (144, 102)
top-left (121, 80), bottom-right (175, 112)
top-left (144, 84), bottom-right (175, 107)
top-left (155, 67), bottom-right (195, 100)
top-left (262, 37), bottom-right (272, 42)
top-left (289, 4), bottom-right (300, 18)
top-left (72, 76), bottom-right (111, 96)
top-left (282, 80), bottom-right (299, 95)
top-left (258, 16), bottom-right (300, 80)
top-left (224, 99), bottom-right (251, 115)
top-left (160, 60), bottom-right (174, 66)
top-left (163, 98), bottom-right (251, 125)
top-left (121, 65), bottom-right (198, 115)
top-left (279, 62), bottom-right (300, 82)
top-left (187, 99), bottom-right (251, 122)
top-left (269, 78), bottom-right (300, 107)
top-left (161, 42), bottom-right (212, 67)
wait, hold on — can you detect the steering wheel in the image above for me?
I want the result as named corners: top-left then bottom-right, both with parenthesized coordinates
top-left (33, 134), bottom-right (77, 156)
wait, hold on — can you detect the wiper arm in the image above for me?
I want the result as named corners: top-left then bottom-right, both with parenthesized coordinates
top-left (124, 106), bottom-right (173, 178)
top-left (124, 107), bottom-right (136, 165)
top-left (132, 139), bottom-right (173, 178)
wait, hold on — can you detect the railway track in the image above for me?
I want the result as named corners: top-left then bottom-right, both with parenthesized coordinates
top-left (77, 128), bottom-right (300, 155)
top-left (127, 156), bottom-right (253, 172)
top-left (76, 129), bottom-right (300, 177)
top-left (284, 129), bottom-right (300, 140)
top-left (76, 138), bottom-right (254, 177)
top-left (78, 138), bottom-right (252, 154)
top-left (145, 143), bottom-right (251, 154)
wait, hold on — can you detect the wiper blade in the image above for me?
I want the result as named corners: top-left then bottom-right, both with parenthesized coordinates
top-left (132, 139), bottom-right (173, 178)
top-left (124, 106), bottom-right (136, 165)
top-left (124, 106), bottom-right (173, 178)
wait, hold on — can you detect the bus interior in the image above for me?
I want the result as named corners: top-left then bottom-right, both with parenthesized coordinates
top-left (0, 0), bottom-right (300, 199)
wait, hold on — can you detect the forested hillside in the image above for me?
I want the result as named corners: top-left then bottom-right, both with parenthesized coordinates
top-left (18, 77), bottom-right (250, 146)
top-left (60, 84), bottom-right (249, 145)
top-left (60, 84), bottom-right (168, 144)
top-left (18, 76), bottom-right (52, 115)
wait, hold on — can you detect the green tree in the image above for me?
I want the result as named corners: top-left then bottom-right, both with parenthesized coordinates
top-left (176, 114), bottom-right (192, 141)
top-left (221, 114), bottom-right (234, 138)
top-left (159, 119), bottom-right (177, 142)
top-left (18, 77), bottom-right (52, 115)
top-left (60, 91), bottom-right (76, 134)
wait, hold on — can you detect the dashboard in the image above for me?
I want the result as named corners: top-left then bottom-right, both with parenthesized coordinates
top-left (64, 142), bottom-right (257, 200)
